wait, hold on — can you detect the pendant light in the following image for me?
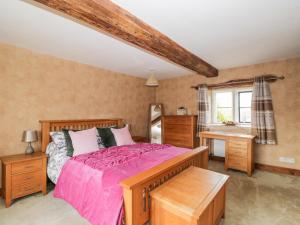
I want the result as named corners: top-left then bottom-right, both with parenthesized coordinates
top-left (145, 70), bottom-right (159, 87)
top-left (154, 104), bottom-right (161, 112)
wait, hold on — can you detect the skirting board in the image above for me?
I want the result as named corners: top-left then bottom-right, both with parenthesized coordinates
top-left (210, 156), bottom-right (300, 176)
top-left (210, 155), bottom-right (225, 162)
top-left (255, 163), bottom-right (300, 176)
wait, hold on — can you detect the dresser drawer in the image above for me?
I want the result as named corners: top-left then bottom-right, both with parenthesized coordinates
top-left (164, 138), bottom-right (192, 148)
top-left (228, 146), bottom-right (247, 158)
top-left (163, 116), bottom-right (192, 125)
top-left (164, 124), bottom-right (191, 133)
top-left (12, 171), bottom-right (42, 198)
top-left (227, 155), bottom-right (247, 171)
top-left (12, 159), bottom-right (42, 175)
top-left (228, 140), bottom-right (247, 149)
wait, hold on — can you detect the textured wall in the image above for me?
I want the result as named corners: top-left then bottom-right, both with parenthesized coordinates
top-left (156, 58), bottom-right (300, 169)
top-left (0, 43), bottom-right (155, 158)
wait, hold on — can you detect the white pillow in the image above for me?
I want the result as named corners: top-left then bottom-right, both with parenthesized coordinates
top-left (111, 124), bottom-right (135, 146)
top-left (69, 127), bottom-right (99, 156)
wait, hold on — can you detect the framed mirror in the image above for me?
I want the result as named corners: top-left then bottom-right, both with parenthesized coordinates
top-left (149, 103), bottom-right (164, 144)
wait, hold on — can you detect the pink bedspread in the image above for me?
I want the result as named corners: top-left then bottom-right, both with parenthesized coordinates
top-left (54, 143), bottom-right (189, 225)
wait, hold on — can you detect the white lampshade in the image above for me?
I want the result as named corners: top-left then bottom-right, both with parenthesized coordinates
top-left (145, 74), bottom-right (159, 87)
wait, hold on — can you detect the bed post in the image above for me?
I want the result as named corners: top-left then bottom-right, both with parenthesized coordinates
top-left (40, 121), bottom-right (50, 153)
top-left (118, 119), bottom-right (124, 127)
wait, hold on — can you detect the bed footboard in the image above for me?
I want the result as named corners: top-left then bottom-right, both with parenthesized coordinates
top-left (120, 146), bottom-right (209, 225)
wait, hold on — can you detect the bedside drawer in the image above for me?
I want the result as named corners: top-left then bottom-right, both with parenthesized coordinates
top-left (12, 159), bottom-right (42, 175)
top-left (12, 171), bottom-right (42, 198)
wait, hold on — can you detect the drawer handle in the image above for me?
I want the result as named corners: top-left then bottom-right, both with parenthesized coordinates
top-left (24, 187), bottom-right (33, 192)
top-left (24, 165), bottom-right (34, 169)
top-left (24, 177), bottom-right (33, 181)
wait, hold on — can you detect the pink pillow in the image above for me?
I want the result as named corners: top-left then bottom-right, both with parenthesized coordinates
top-left (111, 125), bottom-right (135, 146)
top-left (69, 127), bottom-right (99, 156)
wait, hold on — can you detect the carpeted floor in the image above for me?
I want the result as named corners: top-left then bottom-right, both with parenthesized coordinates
top-left (0, 161), bottom-right (299, 225)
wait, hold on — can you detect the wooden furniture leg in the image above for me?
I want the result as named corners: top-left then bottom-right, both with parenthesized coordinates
top-left (224, 140), bottom-right (229, 171)
top-left (4, 164), bottom-right (12, 208)
top-left (42, 157), bottom-right (47, 195)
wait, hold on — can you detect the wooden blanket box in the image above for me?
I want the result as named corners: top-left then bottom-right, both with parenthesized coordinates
top-left (151, 167), bottom-right (229, 225)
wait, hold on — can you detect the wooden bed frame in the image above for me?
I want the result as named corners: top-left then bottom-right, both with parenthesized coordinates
top-left (39, 119), bottom-right (209, 225)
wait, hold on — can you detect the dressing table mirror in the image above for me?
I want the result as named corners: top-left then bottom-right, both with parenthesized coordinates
top-left (149, 103), bottom-right (164, 144)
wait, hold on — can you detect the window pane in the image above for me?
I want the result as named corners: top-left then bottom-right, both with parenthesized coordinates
top-left (216, 92), bottom-right (232, 107)
top-left (240, 108), bottom-right (251, 123)
top-left (216, 108), bottom-right (233, 122)
top-left (239, 92), bottom-right (252, 107)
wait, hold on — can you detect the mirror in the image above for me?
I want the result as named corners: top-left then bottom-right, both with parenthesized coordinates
top-left (149, 103), bottom-right (164, 144)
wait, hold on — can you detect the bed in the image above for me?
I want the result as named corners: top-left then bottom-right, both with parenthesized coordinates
top-left (40, 119), bottom-right (209, 225)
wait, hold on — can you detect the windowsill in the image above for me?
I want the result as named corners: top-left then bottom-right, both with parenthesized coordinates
top-left (208, 123), bottom-right (251, 128)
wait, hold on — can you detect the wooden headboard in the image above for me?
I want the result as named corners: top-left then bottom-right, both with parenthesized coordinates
top-left (39, 119), bottom-right (123, 152)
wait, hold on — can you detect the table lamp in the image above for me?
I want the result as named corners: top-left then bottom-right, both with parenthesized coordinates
top-left (22, 130), bottom-right (38, 154)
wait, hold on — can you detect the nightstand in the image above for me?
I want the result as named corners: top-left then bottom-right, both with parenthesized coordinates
top-left (0, 152), bottom-right (47, 207)
top-left (132, 136), bottom-right (149, 143)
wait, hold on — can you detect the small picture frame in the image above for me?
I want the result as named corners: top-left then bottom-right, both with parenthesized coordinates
top-left (177, 107), bottom-right (187, 115)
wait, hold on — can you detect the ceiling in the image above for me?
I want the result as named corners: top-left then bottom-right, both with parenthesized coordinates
top-left (0, 0), bottom-right (299, 79)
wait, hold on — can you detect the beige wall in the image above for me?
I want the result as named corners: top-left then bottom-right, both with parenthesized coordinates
top-left (0, 43), bottom-right (155, 159)
top-left (157, 58), bottom-right (300, 170)
top-left (0, 42), bottom-right (299, 186)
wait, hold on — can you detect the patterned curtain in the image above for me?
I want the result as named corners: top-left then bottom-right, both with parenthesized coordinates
top-left (251, 76), bottom-right (277, 144)
top-left (197, 84), bottom-right (209, 132)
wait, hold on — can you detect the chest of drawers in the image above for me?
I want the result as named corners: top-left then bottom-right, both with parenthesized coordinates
top-left (1, 152), bottom-right (47, 207)
top-left (162, 115), bottom-right (198, 148)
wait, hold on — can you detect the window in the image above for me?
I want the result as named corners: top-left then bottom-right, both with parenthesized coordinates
top-left (212, 88), bottom-right (252, 124)
top-left (215, 91), bottom-right (233, 123)
top-left (238, 91), bottom-right (252, 123)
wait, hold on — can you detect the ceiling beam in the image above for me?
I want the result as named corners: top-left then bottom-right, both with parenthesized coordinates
top-left (32, 0), bottom-right (218, 77)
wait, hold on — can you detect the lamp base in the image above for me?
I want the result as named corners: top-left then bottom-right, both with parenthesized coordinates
top-left (25, 144), bottom-right (34, 154)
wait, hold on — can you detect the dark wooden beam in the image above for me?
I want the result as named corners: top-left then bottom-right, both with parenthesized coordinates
top-left (32, 0), bottom-right (218, 77)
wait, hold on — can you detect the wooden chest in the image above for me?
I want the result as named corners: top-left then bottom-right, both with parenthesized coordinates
top-left (162, 115), bottom-right (198, 148)
top-left (151, 167), bottom-right (229, 225)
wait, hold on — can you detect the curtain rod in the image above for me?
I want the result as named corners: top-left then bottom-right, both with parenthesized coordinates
top-left (191, 75), bottom-right (285, 90)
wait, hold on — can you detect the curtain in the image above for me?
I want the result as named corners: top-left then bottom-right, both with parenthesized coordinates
top-left (251, 76), bottom-right (277, 144)
top-left (197, 84), bottom-right (209, 132)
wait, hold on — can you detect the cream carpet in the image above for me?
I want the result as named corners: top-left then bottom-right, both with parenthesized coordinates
top-left (0, 161), bottom-right (299, 225)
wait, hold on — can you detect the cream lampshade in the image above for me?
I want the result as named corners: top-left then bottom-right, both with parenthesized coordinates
top-left (22, 130), bottom-right (38, 154)
top-left (145, 74), bottom-right (159, 87)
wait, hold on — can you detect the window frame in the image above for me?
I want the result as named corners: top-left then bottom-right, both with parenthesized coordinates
top-left (237, 91), bottom-right (252, 124)
top-left (211, 89), bottom-right (235, 124)
top-left (211, 87), bottom-right (252, 125)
